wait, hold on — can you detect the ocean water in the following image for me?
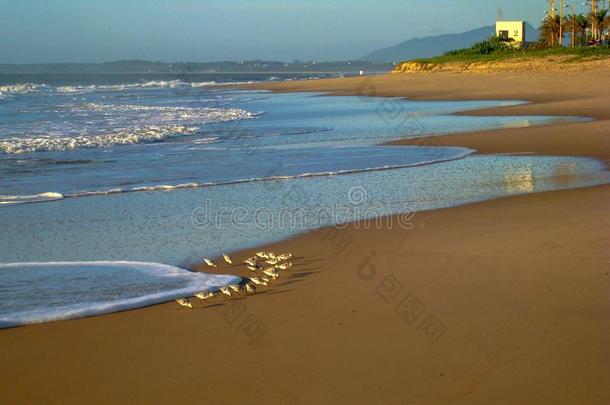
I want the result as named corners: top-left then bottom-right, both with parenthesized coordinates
top-left (0, 261), bottom-right (240, 328)
top-left (1, 73), bottom-right (608, 327)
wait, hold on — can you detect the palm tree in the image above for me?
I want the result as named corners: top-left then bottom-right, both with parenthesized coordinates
top-left (564, 14), bottom-right (579, 47)
top-left (540, 15), bottom-right (563, 46)
top-left (588, 9), bottom-right (609, 41)
top-left (602, 10), bottom-right (610, 40)
top-left (575, 14), bottom-right (590, 46)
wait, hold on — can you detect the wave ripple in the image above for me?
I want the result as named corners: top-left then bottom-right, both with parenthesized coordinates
top-left (0, 80), bottom-right (256, 97)
top-left (0, 103), bottom-right (256, 154)
top-left (0, 125), bottom-right (203, 154)
top-left (0, 261), bottom-right (240, 328)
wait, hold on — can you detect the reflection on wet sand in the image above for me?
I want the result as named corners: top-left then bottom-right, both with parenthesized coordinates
top-left (503, 120), bottom-right (532, 129)
top-left (553, 161), bottom-right (577, 188)
top-left (503, 160), bottom-right (607, 195)
top-left (504, 164), bottom-right (534, 194)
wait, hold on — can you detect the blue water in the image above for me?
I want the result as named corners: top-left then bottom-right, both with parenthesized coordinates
top-left (0, 262), bottom-right (240, 328)
top-left (0, 74), bottom-right (607, 327)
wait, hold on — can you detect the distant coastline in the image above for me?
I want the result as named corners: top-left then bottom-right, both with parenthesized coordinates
top-left (0, 60), bottom-right (393, 74)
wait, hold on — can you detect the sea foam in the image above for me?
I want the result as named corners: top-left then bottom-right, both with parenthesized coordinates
top-left (0, 192), bottom-right (64, 206)
top-left (0, 80), bottom-right (257, 97)
top-left (0, 125), bottom-right (202, 154)
top-left (0, 261), bottom-right (241, 328)
top-left (0, 102), bottom-right (255, 154)
top-left (0, 83), bottom-right (49, 96)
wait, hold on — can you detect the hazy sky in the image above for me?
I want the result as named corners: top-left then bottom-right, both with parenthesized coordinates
top-left (0, 0), bottom-right (561, 63)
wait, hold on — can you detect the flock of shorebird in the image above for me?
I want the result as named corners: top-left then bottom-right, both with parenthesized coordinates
top-left (175, 251), bottom-right (294, 309)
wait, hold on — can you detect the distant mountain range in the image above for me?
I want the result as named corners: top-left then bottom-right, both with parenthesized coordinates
top-left (362, 23), bottom-right (539, 63)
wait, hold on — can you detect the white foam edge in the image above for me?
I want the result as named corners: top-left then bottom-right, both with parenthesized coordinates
top-left (0, 261), bottom-right (241, 328)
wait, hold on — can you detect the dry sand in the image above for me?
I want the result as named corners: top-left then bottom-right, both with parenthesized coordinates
top-left (1, 70), bottom-right (609, 404)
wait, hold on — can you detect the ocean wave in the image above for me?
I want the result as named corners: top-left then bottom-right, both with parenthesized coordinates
top-left (0, 192), bottom-right (64, 206)
top-left (0, 80), bottom-right (258, 97)
top-left (65, 102), bottom-right (261, 124)
top-left (0, 102), bottom-right (257, 154)
top-left (78, 102), bottom-right (259, 118)
top-left (0, 125), bottom-right (208, 154)
top-left (56, 80), bottom-right (216, 92)
top-left (1, 147), bottom-right (474, 206)
top-left (0, 261), bottom-right (241, 328)
top-left (0, 83), bottom-right (49, 96)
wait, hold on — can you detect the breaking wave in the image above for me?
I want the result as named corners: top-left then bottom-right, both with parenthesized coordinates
top-left (0, 83), bottom-right (49, 96)
top-left (56, 79), bottom-right (259, 93)
top-left (0, 261), bottom-right (241, 328)
top-left (0, 125), bottom-right (209, 154)
top-left (0, 192), bottom-right (65, 206)
top-left (0, 80), bottom-right (257, 97)
top-left (0, 102), bottom-right (257, 154)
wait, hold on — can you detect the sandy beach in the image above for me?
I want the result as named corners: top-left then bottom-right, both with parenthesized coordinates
top-left (1, 70), bottom-right (609, 404)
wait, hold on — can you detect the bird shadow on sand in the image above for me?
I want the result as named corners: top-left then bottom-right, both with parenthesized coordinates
top-left (296, 257), bottom-right (324, 265)
top-left (282, 279), bottom-right (304, 286)
top-left (259, 289), bottom-right (293, 296)
top-left (193, 303), bottom-right (225, 310)
top-left (289, 269), bottom-right (322, 279)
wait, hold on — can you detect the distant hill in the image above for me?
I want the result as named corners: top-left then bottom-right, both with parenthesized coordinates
top-left (362, 23), bottom-right (539, 63)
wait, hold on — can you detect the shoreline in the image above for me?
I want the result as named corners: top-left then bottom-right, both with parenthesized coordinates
top-left (243, 71), bottom-right (610, 163)
top-left (1, 70), bottom-right (609, 404)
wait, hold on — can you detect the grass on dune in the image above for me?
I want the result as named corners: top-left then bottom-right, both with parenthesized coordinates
top-left (409, 45), bottom-right (610, 65)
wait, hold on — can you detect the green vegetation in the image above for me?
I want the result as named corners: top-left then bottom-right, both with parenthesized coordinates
top-left (404, 7), bottom-right (610, 66)
top-left (541, 9), bottom-right (609, 47)
top-left (443, 37), bottom-right (511, 57)
top-left (411, 45), bottom-right (609, 64)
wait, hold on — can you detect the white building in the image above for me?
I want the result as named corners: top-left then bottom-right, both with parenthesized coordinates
top-left (496, 21), bottom-right (526, 46)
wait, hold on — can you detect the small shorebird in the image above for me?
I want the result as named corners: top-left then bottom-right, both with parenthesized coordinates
top-left (249, 277), bottom-right (268, 286)
top-left (263, 267), bottom-right (279, 279)
top-left (195, 292), bottom-right (214, 300)
top-left (175, 298), bottom-right (193, 308)
top-left (245, 283), bottom-right (257, 294)
top-left (265, 258), bottom-right (279, 265)
top-left (223, 253), bottom-right (232, 264)
top-left (256, 252), bottom-right (269, 259)
top-left (267, 252), bottom-right (276, 259)
top-left (228, 284), bottom-right (241, 293)
top-left (247, 262), bottom-right (263, 271)
top-left (244, 258), bottom-right (257, 266)
top-left (203, 257), bottom-right (217, 268)
top-left (276, 262), bottom-right (293, 271)
top-left (261, 276), bottom-right (271, 283)
top-left (277, 253), bottom-right (293, 261)
top-left (220, 286), bottom-right (232, 297)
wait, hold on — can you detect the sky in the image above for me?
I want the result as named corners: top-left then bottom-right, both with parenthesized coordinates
top-left (0, 0), bottom-right (563, 64)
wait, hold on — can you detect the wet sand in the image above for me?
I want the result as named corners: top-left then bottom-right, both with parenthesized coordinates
top-left (1, 70), bottom-right (609, 404)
